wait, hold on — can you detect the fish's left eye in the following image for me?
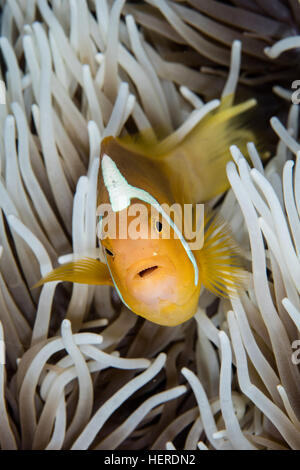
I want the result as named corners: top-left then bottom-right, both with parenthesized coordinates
top-left (105, 248), bottom-right (114, 257)
top-left (155, 221), bottom-right (163, 232)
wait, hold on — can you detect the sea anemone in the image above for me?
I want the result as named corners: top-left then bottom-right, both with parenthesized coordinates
top-left (0, 0), bottom-right (300, 450)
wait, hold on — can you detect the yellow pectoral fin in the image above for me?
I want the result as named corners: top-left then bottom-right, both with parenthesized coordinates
top-left (194, 213), bottom-right (247, 298)
top-left (33, 258), bottom-right (113, 288)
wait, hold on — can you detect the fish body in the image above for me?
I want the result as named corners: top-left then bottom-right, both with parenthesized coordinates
top-left (37, 97), bottom-right (255, 326)
top-left (97, 139), bottom-right (200, 325)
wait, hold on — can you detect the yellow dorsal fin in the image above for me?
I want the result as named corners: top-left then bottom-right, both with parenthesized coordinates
top-left (193, 213), bottom-right (246, 297)
top-left (33, 258), bottom-right (113, 288)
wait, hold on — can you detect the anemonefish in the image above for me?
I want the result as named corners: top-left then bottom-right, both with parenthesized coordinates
top-left (37, 96), bottom-right (256, 326)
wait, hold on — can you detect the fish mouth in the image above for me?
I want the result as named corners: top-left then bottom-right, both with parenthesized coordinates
top-left (125, 255), bottom-right (198, 314)
top-left (126, 256), bottom-right (177, 307)
top-left (137, 265), bottom-right (159, 278)
top-left (127, 256), bottom-right (175, 283)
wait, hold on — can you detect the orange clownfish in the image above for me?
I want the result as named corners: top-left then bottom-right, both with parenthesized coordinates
top-left (37, 97), bottom-right (256, 326)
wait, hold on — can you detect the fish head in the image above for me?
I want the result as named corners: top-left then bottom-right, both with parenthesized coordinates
top-left (99, 202), bottom-right (200, 326)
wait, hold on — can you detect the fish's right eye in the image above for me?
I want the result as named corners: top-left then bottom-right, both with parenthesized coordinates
top-left (105, 248), bottom-right (114, 257)
top-left (155, 221), bottom-right (163, 232)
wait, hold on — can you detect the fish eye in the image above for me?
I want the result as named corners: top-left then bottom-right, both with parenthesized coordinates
top-left (155, 220), bottom-right (163, 232)
top-left (105, 248), bottom-right (114, 257)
